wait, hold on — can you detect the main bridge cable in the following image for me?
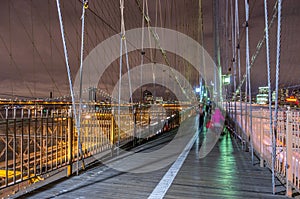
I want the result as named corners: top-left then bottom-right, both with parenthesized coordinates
top-left (135, 0), bottom-right (191, 102)
top-left (233, 1), bottom-right (278, 99)
top-left (55, 0), bottom-right (85, 173)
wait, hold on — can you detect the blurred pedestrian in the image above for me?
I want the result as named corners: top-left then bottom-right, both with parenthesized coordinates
top-left (211, 108), bottom-right (224, 128)
top-left (199, 104), bottom-right (205, 127)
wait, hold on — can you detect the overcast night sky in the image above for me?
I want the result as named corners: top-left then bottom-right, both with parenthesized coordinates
top-left (0, 0), bottom-right (299, 100)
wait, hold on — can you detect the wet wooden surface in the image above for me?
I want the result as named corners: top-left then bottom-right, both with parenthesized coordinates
top-left (165, 130), bottom-right (287, 199)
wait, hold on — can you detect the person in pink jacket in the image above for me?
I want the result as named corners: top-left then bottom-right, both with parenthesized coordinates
top-left (211, 108), bottom-right (224, 128)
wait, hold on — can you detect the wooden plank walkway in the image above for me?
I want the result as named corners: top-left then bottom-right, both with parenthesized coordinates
top-left (16, 116), bottom-right (288, 199)
top-left (164, 129), bottom-right (287, 199)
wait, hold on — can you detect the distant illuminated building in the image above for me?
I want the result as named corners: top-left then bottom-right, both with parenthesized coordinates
top-left (143, 90), bottom-right (153, 103)
top-left (89, 87), bottom-right (97, 102)
top-left (256, 86), bottom-right (269, 105)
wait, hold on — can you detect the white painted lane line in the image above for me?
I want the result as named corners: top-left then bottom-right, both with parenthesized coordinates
top-left (148, 130), bottom-right (198, 199)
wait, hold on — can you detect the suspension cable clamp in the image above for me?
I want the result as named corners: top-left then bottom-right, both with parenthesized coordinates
top-left (84, 0), bottom-right (88, 9)
top-left (145, 15), bottom-right (150, 22)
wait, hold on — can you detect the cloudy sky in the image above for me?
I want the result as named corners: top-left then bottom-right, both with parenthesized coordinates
top-left (0, 0), bottom-right (299, 99)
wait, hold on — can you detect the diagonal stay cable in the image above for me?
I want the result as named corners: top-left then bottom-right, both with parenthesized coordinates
top-left (0, 33), bottom-right (34, 98)
top-left (135, 0), bottom-right (191, 102)
top-left (11, 1), bottom-right (63, 97)
top-left (76, 0), bottom-right (153, 64)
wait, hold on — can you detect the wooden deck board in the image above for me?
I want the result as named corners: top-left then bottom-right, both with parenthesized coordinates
top-left (165, 130), bottom-right (287, 198)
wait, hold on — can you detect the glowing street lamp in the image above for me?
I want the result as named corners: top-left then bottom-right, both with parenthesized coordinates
top-left (222, 74), bottom-right (231, 85)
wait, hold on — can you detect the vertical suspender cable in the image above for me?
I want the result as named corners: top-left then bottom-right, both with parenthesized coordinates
top-left (118, 0), bottom-right (133, 154)
top-left (225, 0), bottom-right (229, 111)
top-left (244, 1), bottom-right (248, 153)
top-left (140, 0), bottom-right (145, 101)
top-left (118, 34), bottom-right (123, 155)
top-left (8, 1), bottom-right (12, 97)
top-left (198, 0), bottom-right (205, 103)
top-left (230, 0), bottom-right (237, 126)
top-left (235, 0), bottom-right (243, 139)
top-left (233, 2), bottom-right (278, 102)
top-left (55, 0), bottom-right (85, 174)
top-left (153, 0), bottom-right (158, 100)
top-left (118, 0), bottom-right (124, 155)
top-left (245, 0), bottom-right (254, 164)
top-left (30, 0), bottom-right (36, 96)
top-left (273, 0), bottom-right (283, 194)
top-left (139, 0), bottom-right (145, 141)
top-left (213, 0), bottom-right (219, 102)
top-left (264, 0), bottom-right (275, 194)
top-left (76, 0), bottom-right (88, 175)
top-left (124, 41), bottom-right (133, 104)
top-left (136, 0), bottom-right (189, 101)
top-left (120, 0), bottom-right (133, 102)
top-left (225, 0), bottom-right (231, 112)
top-left (144, 0), bottom-right (155, 101)
top-left (198, 0), bottom-right (204, 102)
top-left (145, 0), bottom-right (156, 101)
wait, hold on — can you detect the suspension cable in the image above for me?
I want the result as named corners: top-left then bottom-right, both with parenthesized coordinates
top-left (120, 0), bottom-right (133, 104)
top-left (231, 0), bottom-right (238, 135)
top-left (264, 0), bottom-right (275, 194)
top-left (30, 0), bottom-right (36, 96)
top-left (244, 0), bottom-right (254, 165)
top-left (55, 0), bottom-right (85, 172)
top-left (118, 0), bottom-right (134, 155)
top-left (118, 0), bottom-right (123, 156)
top-left (244, 0), bottom-right (249, 157)
top-left (135, 0), bottom-right (191, 102)
top-left (233, 1), bottom-right (278, 98)
top-left (273, 0), bottom-right (283, 194)
top-left (0, 26), bottom-right (34, 97)
top-left (76, 0), bottom-right (89, 175)
top-left (140, 0), bottom-right (145, 101)
top-left (10, 1), bottom-right (63, 97)
top-left (235, 0), bottom-right (243, 134)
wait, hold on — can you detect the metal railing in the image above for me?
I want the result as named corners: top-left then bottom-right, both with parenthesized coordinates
top-left (227, 102), bottom-right (300, 196)
top-left (0, 103), bottom-right (195, 196)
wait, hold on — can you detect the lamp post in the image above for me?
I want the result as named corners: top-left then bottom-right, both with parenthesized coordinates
top-left (222, 74), bottom-right (231, 113)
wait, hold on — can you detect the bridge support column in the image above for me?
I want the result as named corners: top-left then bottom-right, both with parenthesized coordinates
top-left (286, 107), bottom-right (292, 197)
